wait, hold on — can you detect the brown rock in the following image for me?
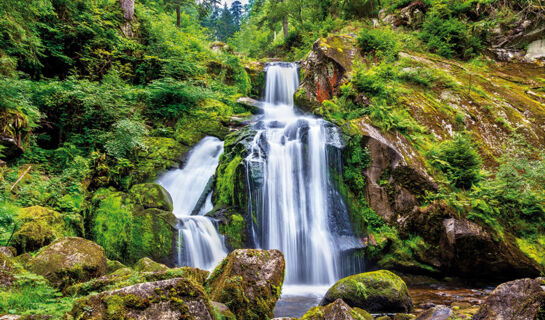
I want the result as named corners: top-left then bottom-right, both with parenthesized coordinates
top-left (302, 299), bottom-right (373, 320)
top-left (473, 277), bottom-right (545, 320)
top-left (207, 249), bottom-right (285, 320)
top-left (415, 305), bottom-right (453, 320)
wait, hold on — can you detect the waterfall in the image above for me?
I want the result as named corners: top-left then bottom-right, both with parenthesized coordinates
top-left (245, 63), bottom-right (364, 285)
top-left (157, 137), bottom-right (228, 270)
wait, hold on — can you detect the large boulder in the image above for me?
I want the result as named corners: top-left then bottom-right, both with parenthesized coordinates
top-left (133, 257), bottom-right (169, 273)
top-left (206, 249), bottom-right (285, 320)
top-left (29, 237), bottom-right (108, 289)
top-left (12, 206), bottom-right (65, 253)
top-left (321, 270), bottom-right (413, 313)
top-left (473, 277), bottom-right (545, 320)
top-left (129, 183), bottom-right (173, 212)
top-left (295, 35), bottom-right (362, 111)
top-left (65, 278), bottom-right (215, 320)
top-left (301, 299), bottom-right (373, 320)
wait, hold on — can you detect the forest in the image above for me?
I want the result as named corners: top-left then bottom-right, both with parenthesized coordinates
top-left (0, 0), bottom-right (544, 319)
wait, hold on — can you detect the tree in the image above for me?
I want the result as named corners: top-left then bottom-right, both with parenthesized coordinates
top-left (230, 0), bottom-right (244, 27)
top-left (119, 0), bottom-right (134, 21)
top-left (216, 3), bottom-right (235, 41)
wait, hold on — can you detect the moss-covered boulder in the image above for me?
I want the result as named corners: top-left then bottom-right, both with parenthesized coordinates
top-left (473, 277), bottom-right (545, 320)
top-left (90, 188), bottom-right (175, 264)
top-left (301, 299), bottom-right (373, 320)
top-left (206, 249), bottom-right (285, 320)
top-left (133, 257), bottom-right (169, 273)
top-left (321, 270), bottom-right (413, 313)
top-left (129, 183), bottom-right (173, 212)
top-left (0, 246), bottom-right (16, 257)
top-left (12, 206), bottom-right (65, 253)
top-left (64, 278), bottom-right (215, 320)
top-left (107, 259), bottom-right (126, 274)
top-left (29, 237), bottom-right (107, 289)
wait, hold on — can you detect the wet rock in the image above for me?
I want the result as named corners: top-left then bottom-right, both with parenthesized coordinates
top-left (473, 277), bottom-right (545, 320)
top-left (12, 206), bottom-right (65, 253)
top-left (295, 35), bottom-right (362, 110)
top-left (207, 249), bottom-right (285, 320)
top-left (65, 278), bottom-right (215, 320)
top-left (301, 299), bottom-right (373, 320)
top-left (321, 270), bottom-right (413, 313)
top-left (133, 257), bottom-right (169, 273)
top-left (29, 237), bottom-right (107, 289)
top-left (212, 301), bottom-right (236, 320)
top-left (525, 39), bottom-right (545, 62)
top-left (415, 305), bottom-right (453, 320)
top-left (0, 246), bottom-right (16, 258)
top-left (129, 183), bottom-right (173, 212)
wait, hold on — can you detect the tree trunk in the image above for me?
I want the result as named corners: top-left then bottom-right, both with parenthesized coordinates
top-left (176, 5), bottom-right (181, 28)
top-left (119, 0), bottom-right (134, 21)
top-left (283, 16), bottom-right (288, 38)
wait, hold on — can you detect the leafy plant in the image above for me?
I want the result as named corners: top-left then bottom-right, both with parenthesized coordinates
top-left (104, 119), bottom-right (149, 160)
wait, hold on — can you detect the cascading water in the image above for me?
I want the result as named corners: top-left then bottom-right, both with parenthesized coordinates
top-left (157, 136), bottom-right (227, 270)
top-left (245, 63), bottom-right (364, 287)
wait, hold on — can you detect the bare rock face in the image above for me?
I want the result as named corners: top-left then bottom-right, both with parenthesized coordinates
top-left (206, 249), bottom-right (285, 320)
top-left (65, 278), bottom-right (215, 320)
top-left (473, 277), bottom-right (545, 320)
top-left (295, 35), bottom-right (361, 111)
top-left (302, 299), bottom-right (373, 320)
top-left (29, 237), bottom-right (108, 289)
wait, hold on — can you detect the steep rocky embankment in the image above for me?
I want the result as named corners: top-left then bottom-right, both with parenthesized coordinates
top-left (293, 30), bottom-right (545, 279)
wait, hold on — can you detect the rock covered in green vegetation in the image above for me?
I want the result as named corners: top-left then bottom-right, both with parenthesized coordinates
top-left (133, 257), bottom-right (169, 273)
top-left (29, 237), bottom-right (107, 289)
top-left (12, 206), bottom-right (66, 253)
top-left (129, 183), bottom-right (173, 212)
top-left (473, 277), bottom-right (545, 320)
top-left (301, 299), bottom-right (373, 320)
top-left (90, 188), bottom-right (176, 264)
top-left (321, 270), bottom-right (412, 313)
top-left (0, 246), bottom-right (16, 258)
top-left (206, 249), bottom-right (285, 320)
top-left (65, 278), bottom-right (215, 320)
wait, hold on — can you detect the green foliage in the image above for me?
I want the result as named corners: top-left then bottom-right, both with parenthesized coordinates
top-left (429, 133), bottom-right (482, 189)
top-left (0, 271), bottom-right (74, 317)
top-left (0, 201), bottom-right (20, 246)
top-left (104, 119), bottom-right (149, 160)
top-left (357, 27), bottom-right (399, 61)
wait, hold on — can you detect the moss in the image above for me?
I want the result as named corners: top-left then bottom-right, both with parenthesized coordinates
top-left (12, 206), bottom-right (66, 253)
top-left (133, 257), bottom-right (168, 273)
top-left (107, 260), bottom-right (126, 274)
top-left (132, 136), bottom-right (189, 184)
top-left (129, 183), bottom-right (173, 212)
top-left (220, 213), bottom-right (246, 249)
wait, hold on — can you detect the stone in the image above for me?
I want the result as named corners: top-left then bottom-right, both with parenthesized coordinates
top-left (321, 270), bottom-right (413, 313)
top-left (415, 305), bottom-right (453, 320)
top-left (12, 206), bottom-right (65, 253)
top-left (212, 301), bottom-right (236, 320)
top-left (207, 249), bottom-right (285, 320)
top-left (129, 183), bottom-right (173, 212)
top-left (65, 278), bottom-right (215, 320)
top-left (0, 246), bottom-right (16, 258)
top-left (133, 257), bottom-right (169, 273)
top-left (473, 277), bottom-right (545, 320)
top-left (29, 237), bottom-right (107, 289)
top-left (301, 299), bottom-right (373, 320)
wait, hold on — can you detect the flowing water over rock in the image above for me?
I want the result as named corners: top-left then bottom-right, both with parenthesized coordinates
top-left (157, 137), bottom-right (227, 270)
top-left (245, 63), bottom-right (364, 286)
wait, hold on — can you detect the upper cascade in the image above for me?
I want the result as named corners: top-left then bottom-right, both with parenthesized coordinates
top-left (245, 62), bottom-right (363, 285)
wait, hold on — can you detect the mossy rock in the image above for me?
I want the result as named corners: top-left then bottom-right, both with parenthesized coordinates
top-left (133, 257), bottom-right (169, 273)
top-left (29, 237), bottom-right (108, 289)
top-left (212, 301), bottom-right (237, 320)
top-left (65, 278), bottom-right (216, 320)
top-left (12, 206), bottom-right (65, 253)
top-left (133, 136), bottom-right (189, 184)
top-left (129, 183), bottom-right (173, 212)
top-left (301, 299), bottom-right (373, 320)
top-left (0, 246), bottom-right (16, 257)
top-left (321, 270), bottom-right (413, 313)
top-left (206, 249), bottom-right (285, 320)
top-left (107, 260), bottom-right (126, 274)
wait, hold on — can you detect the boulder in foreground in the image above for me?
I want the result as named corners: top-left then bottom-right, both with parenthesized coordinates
top-left (65, 278), bottom-right (214, 320)
top-left (321, 270), bottom-right (413, 313)
top-left (29, 237), bottom-right (107, 289)
top-left (206, 249), bottom-right (285, 320)
top-left (301, 299), bottom-right (373, 320)
top-left (473, 277), bottom-right (545, 320)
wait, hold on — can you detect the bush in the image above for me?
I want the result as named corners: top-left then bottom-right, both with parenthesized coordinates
top-left (357, 27), bottom-right (399, 60)
top-left (429, 133), bottom-right (482, 189)
top-left (104, 119), bottom-right (148, 160)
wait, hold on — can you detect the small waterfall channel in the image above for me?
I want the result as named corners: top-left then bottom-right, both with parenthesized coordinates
top-left (157, 136), bottom-right (228, 270)
top-left (245, 62), bottom-right (364, 289)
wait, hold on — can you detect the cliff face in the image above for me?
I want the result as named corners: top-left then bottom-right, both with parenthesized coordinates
top-left (295, 34), bottom-right (545, 279)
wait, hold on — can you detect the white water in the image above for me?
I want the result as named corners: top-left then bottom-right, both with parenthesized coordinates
top-left (157, 136), bottom-right (228, 270)
top-left (246, 63), bottom-right (362, 285)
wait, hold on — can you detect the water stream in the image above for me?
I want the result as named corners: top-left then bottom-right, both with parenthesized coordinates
top-left (245, 63), bottom-right (364, 287)
top-left (157, 136), bottom-right (228, 270)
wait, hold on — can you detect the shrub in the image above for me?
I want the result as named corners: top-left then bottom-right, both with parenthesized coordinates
top-left (429, 133), bottom-right (482, 189)
top-left (104, 119), bottom-right (148, 160)
top-left (357, 27), bottom-right (399, 60)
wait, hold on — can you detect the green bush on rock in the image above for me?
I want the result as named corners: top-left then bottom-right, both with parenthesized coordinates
top-left (321, 270), bottom-right (413, 313)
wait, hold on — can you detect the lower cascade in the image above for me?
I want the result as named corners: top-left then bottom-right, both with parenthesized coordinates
top-left (157, 136), bottom-right (228, 270)
top-left (245, 62), bottom-right (364, 285)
